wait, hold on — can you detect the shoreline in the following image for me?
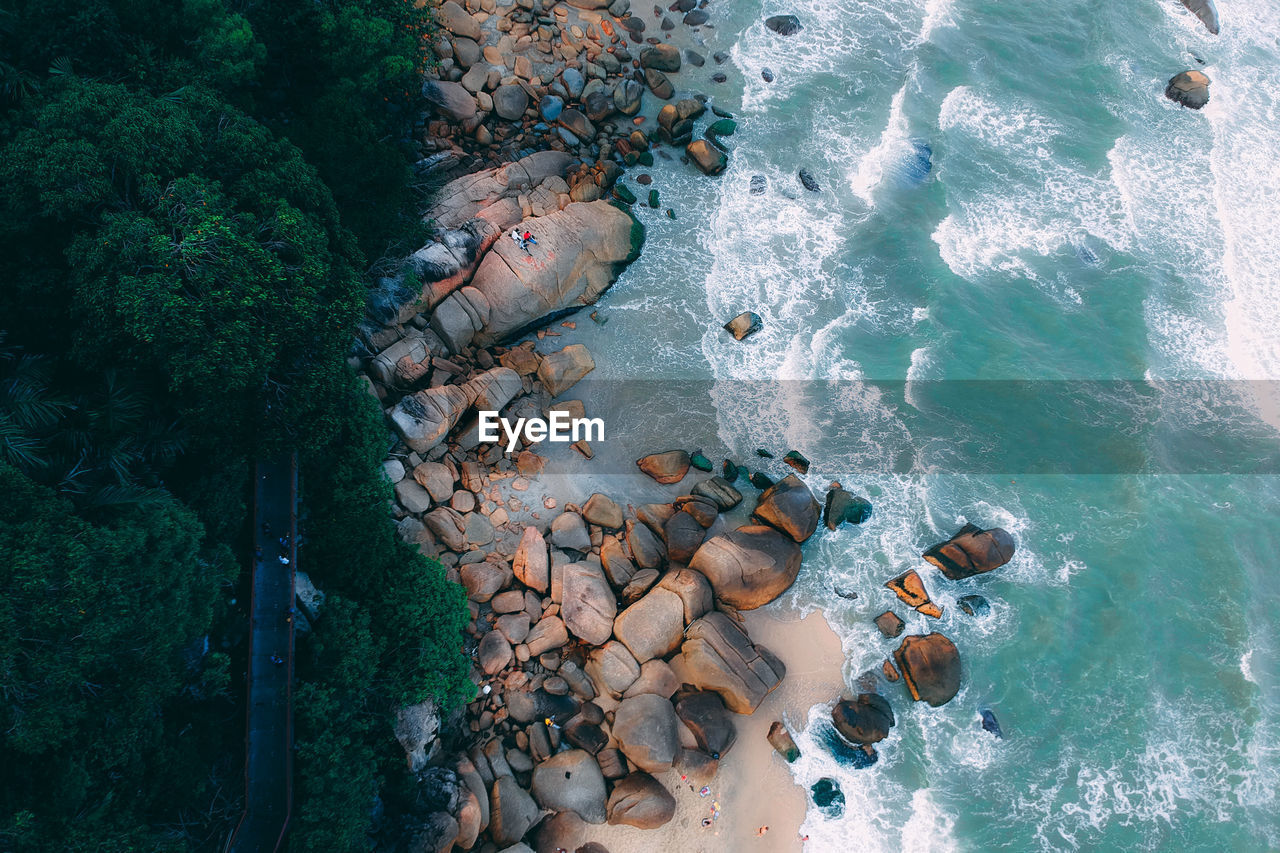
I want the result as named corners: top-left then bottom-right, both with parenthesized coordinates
top-left (353, 2), bottom-right (868, 851)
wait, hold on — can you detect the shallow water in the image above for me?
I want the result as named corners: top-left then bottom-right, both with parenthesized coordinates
top-left (563, 0), bottom-right (1280, 848)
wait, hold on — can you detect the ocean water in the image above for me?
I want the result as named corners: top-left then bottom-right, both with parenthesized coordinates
top-left (564, 0), bottom-right (1280, 848)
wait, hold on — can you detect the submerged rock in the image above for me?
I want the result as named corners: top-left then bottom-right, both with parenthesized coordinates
top-left (782, 450), bottom-right (810, 474)
top-left (750, 174), bottom-right (767, 195)
top-left (798, 168), bottom-right (820, 192)
top-left (765, 14), bottom-right (803, 35)
top-left (958, 594), bottom-right (990, 617)
top-left (810, 777), bottom-right (845, 817)
top-left (687, 139), bottom-right (728, 175)
top-left (1166, 70), bottom-right (1211, 110)
top-left (981, 708), bottom-right (1004, 738)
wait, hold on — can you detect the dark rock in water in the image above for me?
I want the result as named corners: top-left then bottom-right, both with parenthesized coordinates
top-left (749, 471), bottom-right (774, 490)
top-left (638, 151), bottom-right (655, 167)
top-left (721, 460), bottom-right (740, 483)
top-left (1166, 70), bottom-right (1211, 109)
top-left (782, 450), bottom-right (809, 474)
top-left (711, 105), bottom-right (734, 118)
top-left (705, 118), bottom-right (737, 149)
top-left (761, 67), bottom-right (774, 83)
top-left (675, 0), bottom-right (696, 10)
top-left (957, 594), bottom-right (990, 617)
top-left (923, 523), bottom-right (1015, 580)
top-left (981, 708), bottom-right (1004, 739)
top-left (833, 585), bottom-right (858, 600)
top-left (894, 633), bottom-right (961, 707)
top-left (613, 184), bottom-right (638, 205)
top-left (636, 174), bottom-right (653, 185)
top-left (685, 49), bottom-right (705, 67)
top-left (683, 9), bottom-right (708, 25)
top-left (832, 693), bottom-right (895, 745)
top-left (689, 450), bottom-right (713, 472)
top-left (765, 14), bottom-right (803, 35)
top-left (661, 15), bottom-right (675, 30)
top-left (889, 138), bottom-right (932, 186)
top-left (666, 208), bottom-right (677, 220)
top-left (723, 311), bottom-right (762, 341)
top-left (1180, 0), bottom-right (1220, 35)
top-left (1072, 237), bottom-right (1101, 266)
top-left (874, 610), bottom-right (904, 639)
top-left (647, 189), bottom-right (660, 209)
top-left (768, 720), bottom-right (800, 762)
top-left (824, 488), bottom-right (872, 529)
top-left (755, 448), bottom-right (774, 459)
top-left (750, 174), bottom-right (767, 195)
top-left (713, 51), bottom-right (729, 64)
top-left (798, 168), bottom-right (820, 192)
top-left (712, 72), bottom-right (728, 83)
top-left (810, 778), bottom-right (845, 817)
top-left (818, 722), bottom-right (879, 769)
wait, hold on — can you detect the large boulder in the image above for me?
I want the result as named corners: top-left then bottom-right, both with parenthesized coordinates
top-left (675, 691), bottom-right (737, 757)
top-left (1180, 0), bottom-right (1220, 34)
top-left (489, 775), bottom-right (541, 846)
top-left (438, 0), bottom-right (481, 40)
top-left (623, 659), bottom-right (680, 699)
top-left (432, 202), bottom-right (642, 351)
top-left (691, 476), bottom-right (743, 510)
top-left (636, 450), bottom-right (690, 484)
top-left (688, 525), bottom-right (802, 610)
top-left (493, 84), bottom-right (530, 121)
top-left (538, 344), bottom-right (595, 397)
top-left (922, 523), bottom-right (1015, 580)
top-left (561, 562), bottom-right (617, 645)
top-left (662, 510), bottom-right (708, 565)
top-left (513, 526), bottom-right (550, 592)
top-left (1166, 70), bottom-right (1211, 110)
top-left (525, 615), bottom-right (569, 657)
top-left (423, 79), bottom-right (477, 121)
top-left (679, 611), bottom-right (785, 713)
top-left (393, 700), bottom-right (440, 772)
top-left (606, 772), bottom-right (676, 828)
top-left (686, 140), bottom-right (727, 175)
top-left (390, 367), bottom-right (520, 452)
top-left (831, 693), bottom-right (895, 745)
top-left (752, 474), bottom-right (820, 542)
top-left (389, 384), bottom-right (473, 453)
top-left (657, 568), bottom-right (713, 623)
top-left (824, 487), bottom-right (872, 529)
top-left (582, 493), bottom-right (624, 529)
top-left (612, 694), bottom-right (681, 773)
top-left (612, 586), bottom-right (685, 662)
top-left (626, 519), bottom-right (666, 569)
top-left (530, 750), bottom-right (607, 823)
top-left (425, 150), bottom-right (574, 230)
top-left (478, 630), bottom-right (514, 675)
top-left (639, 44), bottom-right (681, 72)
top-left (894, 633), bottom-right (961, 707)
top-left (584, 641), bottom-right (641, 697)
top-left (550, 511), bottom-right (591, 554)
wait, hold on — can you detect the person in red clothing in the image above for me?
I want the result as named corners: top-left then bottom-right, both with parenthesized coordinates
top-left (522, 230), bottom-right (537, 251)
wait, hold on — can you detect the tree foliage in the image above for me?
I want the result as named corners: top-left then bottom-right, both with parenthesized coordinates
top-left (0, 1), bottom-right (467, 850)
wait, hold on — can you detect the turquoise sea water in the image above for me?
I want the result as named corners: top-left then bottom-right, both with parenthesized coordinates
top-left (565, 0), bottom-right (1280, 848)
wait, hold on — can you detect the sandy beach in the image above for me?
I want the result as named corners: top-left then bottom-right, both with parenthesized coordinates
top-left (542, 606), bottom-right (848, 853)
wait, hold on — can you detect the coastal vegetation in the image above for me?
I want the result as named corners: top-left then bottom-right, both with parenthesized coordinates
top-left (0, 1), bottom-right (470, 850)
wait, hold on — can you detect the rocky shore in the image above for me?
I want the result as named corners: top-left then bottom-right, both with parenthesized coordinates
top-left (318, 2), bottom-right (1028, 851)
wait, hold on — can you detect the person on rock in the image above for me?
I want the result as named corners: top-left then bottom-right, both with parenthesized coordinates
top-left (509, 228), bottom-right (527, 253)
top-left (522, 230), bottom-right (536, 251)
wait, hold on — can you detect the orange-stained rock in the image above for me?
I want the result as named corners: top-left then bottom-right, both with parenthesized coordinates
top-left (922, 523), bottom-right (1015, 580)
top-left (894, 633), bottom-right (961, 707)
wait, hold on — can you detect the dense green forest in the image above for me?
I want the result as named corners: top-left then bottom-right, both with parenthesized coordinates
top-left (0, 1), bottom-right (471, 850)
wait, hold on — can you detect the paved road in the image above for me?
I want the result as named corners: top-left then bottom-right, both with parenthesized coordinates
top-left (226, 455), bottom-right (296, 853)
